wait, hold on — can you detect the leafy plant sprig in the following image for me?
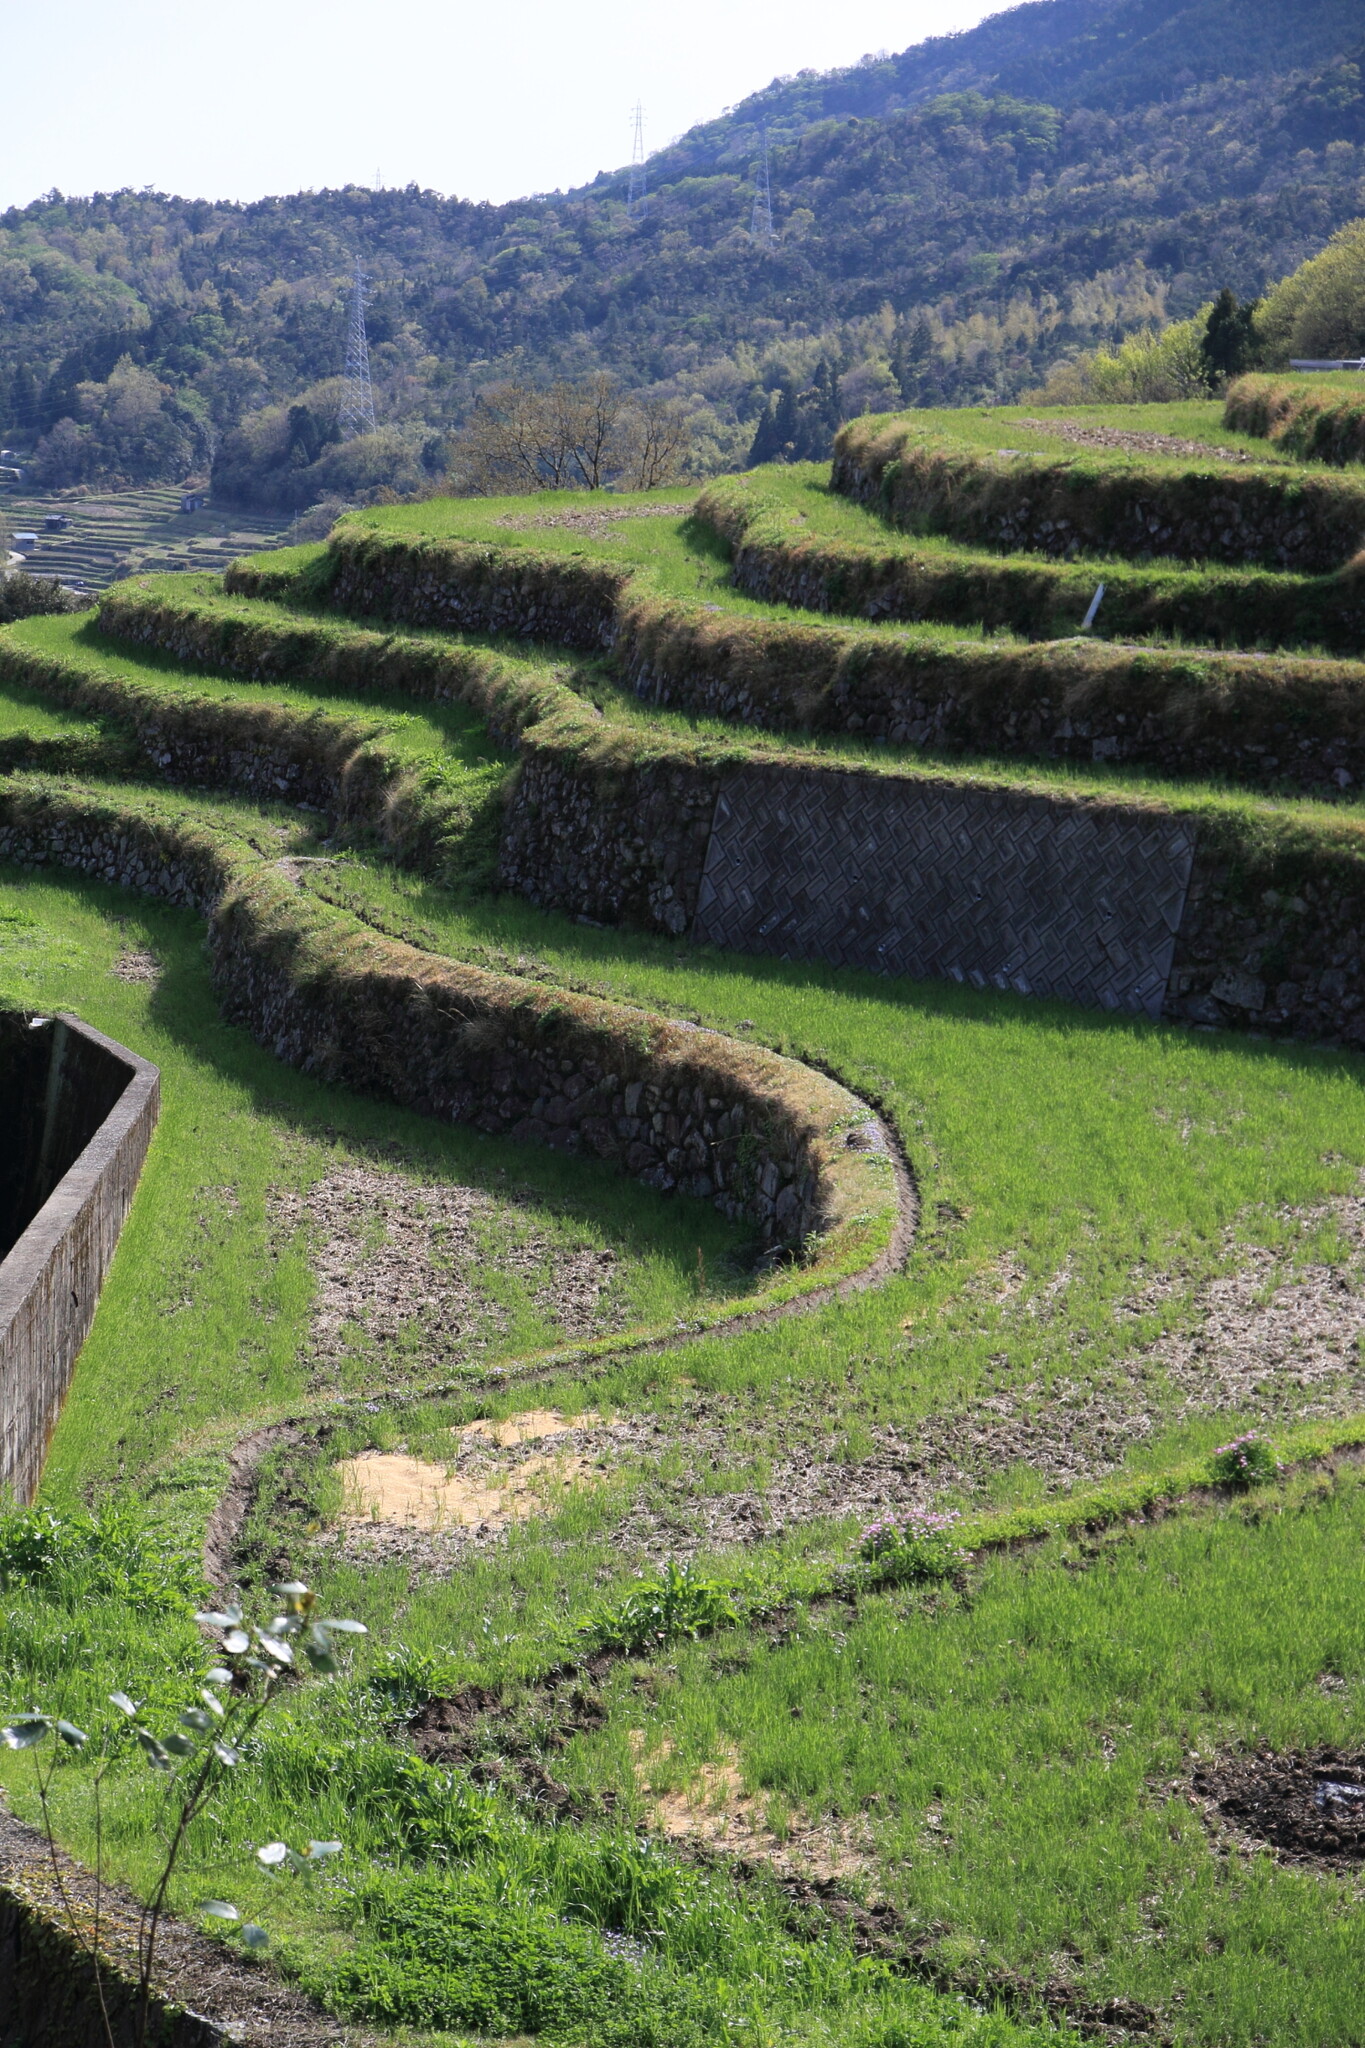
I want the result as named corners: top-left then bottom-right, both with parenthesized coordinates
top-left (2, 1579), bottom-right (366, 2048)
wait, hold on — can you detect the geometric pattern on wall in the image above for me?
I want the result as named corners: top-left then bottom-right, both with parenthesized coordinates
top-left (694, 769), bottom-right (1195, 1018)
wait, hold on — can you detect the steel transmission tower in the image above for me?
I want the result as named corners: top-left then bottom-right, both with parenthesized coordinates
top-left (627, 101), bottom-right (648, 220)
top-left (750, 123), bottom-right (775, 247)
top-left (338, 260), bottom-right (377, 439)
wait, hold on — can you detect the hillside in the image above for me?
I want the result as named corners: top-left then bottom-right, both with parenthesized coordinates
top-left (1, 0), bottom-right (1362, 492)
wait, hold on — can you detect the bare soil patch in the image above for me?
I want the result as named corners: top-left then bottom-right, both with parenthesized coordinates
top-left (1192, 1747), bottom-right (1365, 1869)
top-left (337, 1445), bottom-right (596, 1530)
top-left (109, 946), bottom-right (161, 983)
top-left (1014, 417), bottom-right (1254, 463)
top-left (272, 1163), bottom-right (623, 1388)
top-left (408, 1676), bottom-right (617, 1820)
top-left (1139, 1225), bottom-right (1365, 1422)
top-left (320, 1407), bottom-right (616, 1569)
top-left (631, 1731), bottom-right (873, 1883)
top-left (492, 501), bottom-right (694, 539)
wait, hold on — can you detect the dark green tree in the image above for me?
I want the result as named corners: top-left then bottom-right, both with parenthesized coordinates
top-left (1201, 289), bottom-right (1261, 387)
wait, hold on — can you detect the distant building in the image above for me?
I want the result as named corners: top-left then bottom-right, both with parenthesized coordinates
top-left (180, 491), bottom-right (205, 514)
top-left (12, 533), bottom-right (38, 556)
top-left (1290, 358), bottom-right (1365, 371)
top-left (43, 512), bottom-right (70, 532)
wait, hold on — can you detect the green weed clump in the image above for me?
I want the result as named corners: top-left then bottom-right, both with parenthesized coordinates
top-left (0, 1503), bottom-right (200, 1613)
top-left (578, 1557), bottom-right (740, 1652)
top-left (1207, 1431), bottom-right (1282, 1488)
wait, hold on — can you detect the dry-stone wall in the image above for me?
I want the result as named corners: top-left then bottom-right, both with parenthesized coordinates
top-left (705, 515), bottom-right (1365, 668)
top-left (833, 434), bottom-right (1365, 574)
top-left (0, 794), bottom-right (890, 1252)
top-left (500, 750), bottom-right (718, 933)
top-left (318, 528), bottom-right (625, 646)
top-left (617, 600), bottom-right (1365, 799)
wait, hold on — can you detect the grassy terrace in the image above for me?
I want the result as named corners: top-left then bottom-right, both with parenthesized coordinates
top-left (5, 413), bottom-right (1365, 2045)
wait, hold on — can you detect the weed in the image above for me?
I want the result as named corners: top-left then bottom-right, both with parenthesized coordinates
top-left (1208, 1431), bottom-right (1282, 1489)
top-left (582, 1558), bottom-right (740, 1652)
top-left (857, 1509), bottom-right (967, 1585)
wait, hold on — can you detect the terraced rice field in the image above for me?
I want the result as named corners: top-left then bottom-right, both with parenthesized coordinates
top-left (0, 479), bottom-right (288, 592)
top-left (3, 398), bottom-right (1365, 2046)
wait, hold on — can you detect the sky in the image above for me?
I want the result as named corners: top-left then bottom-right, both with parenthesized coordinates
top-left (0, 0), bottom-right (1002, 215)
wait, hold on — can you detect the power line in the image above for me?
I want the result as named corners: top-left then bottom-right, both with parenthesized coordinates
top-left (337, 259), bottom-right (376, 440)
top-left (750, 122), bottom-right (775, 248)
top-left (627, 101), bottom-right (648, 221)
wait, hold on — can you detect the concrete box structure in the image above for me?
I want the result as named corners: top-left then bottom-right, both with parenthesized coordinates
top-left (0, 1014), bottom-right (159, 1502)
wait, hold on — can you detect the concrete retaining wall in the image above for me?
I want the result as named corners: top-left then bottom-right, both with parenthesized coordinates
top-left (498, 751), bottom-right (1365, 1045)
top-left (0, 1016), bottom-right (159, 1503)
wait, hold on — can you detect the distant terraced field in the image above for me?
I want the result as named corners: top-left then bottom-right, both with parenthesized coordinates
top-left (0, 478), bottom-right (289, 592)
top-left (5, 398), bottom-right (1365, 2048)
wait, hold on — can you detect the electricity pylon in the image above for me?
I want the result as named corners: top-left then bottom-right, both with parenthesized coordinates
top-left (337, 260), bottom-right (377, 440)
top-left (628, 101), bottom-right (648, 220)
top-left (750, 122), bottom-right (775, 247)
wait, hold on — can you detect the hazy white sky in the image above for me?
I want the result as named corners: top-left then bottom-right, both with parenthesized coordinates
top-left (0, 0), bottom-right (1001, 214)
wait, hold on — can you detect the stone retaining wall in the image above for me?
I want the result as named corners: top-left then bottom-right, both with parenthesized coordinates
top-left (87, 569), bottom-right (1365, 1047)
top-left (0, 1015), bottom-right (159, 1502)
top-left (0, 793), bottom-right (894, 1256)
top-left (615, 591), bottom-right (1365, 799)
top-left (700, 510), bottom-right (1365, 669)
top-left (832, 429), bottom-right (1365, 574)
top-left (313, 527), bottom-right (624, 647)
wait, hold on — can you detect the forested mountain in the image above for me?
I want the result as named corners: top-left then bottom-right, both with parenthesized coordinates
top-left (1, 0), bottom-right (1362, 499)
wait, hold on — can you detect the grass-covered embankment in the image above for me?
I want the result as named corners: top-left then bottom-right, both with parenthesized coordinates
top-left (700, 462), bottom-right (1365, 656)
top-left (1226, 371), bottom-right (1365, 469)
top-left (834, 403), bottom-right (1365, 573)
top-left (206, 488), bottom-right (1365, 794)
top-left (13, 848), bottom-right (1365, 2043)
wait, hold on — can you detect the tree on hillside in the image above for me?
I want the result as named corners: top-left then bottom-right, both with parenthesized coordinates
top-left (1254, 215), bottom-right (1365, 362)
top-left (746, 358), bottom-right (843, 465)
top-left (452, 374), bottom-right (692, 493)
top-left (1201, 290), bottom-right (1261, 386)
top-left (30, 356), bottom-right (209, 488)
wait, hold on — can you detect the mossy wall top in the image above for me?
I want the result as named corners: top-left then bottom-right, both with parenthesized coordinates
top-left (833, 416), bottom-right (1365, 572)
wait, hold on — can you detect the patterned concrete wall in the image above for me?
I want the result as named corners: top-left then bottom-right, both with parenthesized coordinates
top-left (0, 1017), bottom-right (159, 1502)
top-left (694, 768), bottom-right (1195, 1017)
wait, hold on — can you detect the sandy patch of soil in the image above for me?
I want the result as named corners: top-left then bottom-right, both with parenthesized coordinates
top-left (632, 1731), bottom-right (872, 1882)
top-left (318, 1406), bottom-right (618, 1570)
top-left (109, 947), bottom-right (161, 982)
top-left (1014, 417), bottom-right (1254, 463)
top-left (460, 1407), bottom-right (606, 1446)
top-left (1192, 1748), bottom-right (1365, 1870)
top-left (272, 1163), bottom-right (622, 1386)
top-left (338, 1446), bottom-right (595, 1529)
top-left (492, 501), bottom-right (694, 539)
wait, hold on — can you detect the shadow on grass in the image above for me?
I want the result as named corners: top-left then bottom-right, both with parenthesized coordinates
top-left (368, 870), bottom-right (1365, 1092)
